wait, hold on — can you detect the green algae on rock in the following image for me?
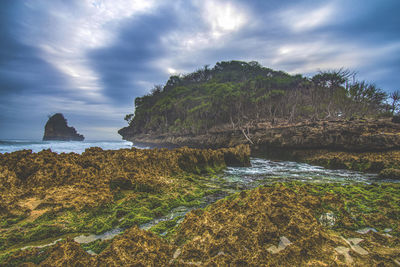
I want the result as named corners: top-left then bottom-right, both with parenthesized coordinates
top-left (170, 183), bottom-right (400, 266)
top-left (2, 183), bottom-right (399, 266)
top-left (0, 145), bottom-right (249, 254)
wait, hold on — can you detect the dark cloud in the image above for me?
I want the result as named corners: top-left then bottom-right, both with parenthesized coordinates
top-left (0, 1), bottom-right (73, 139)
top-left (0, 2), bottom-right (66, 96)
top-left (332, 0), bottom-right (400, 42)
top-left (88, 7), bottom-right (179, 103)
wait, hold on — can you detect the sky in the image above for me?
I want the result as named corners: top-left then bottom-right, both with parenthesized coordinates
top-left (1, 0), bottom-right (399, 140)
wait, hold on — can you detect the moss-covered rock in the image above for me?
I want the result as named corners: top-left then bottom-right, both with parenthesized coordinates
top-left (292, 149), bottom-right (400, 174)
top-left (379, 168), bottom-right (400, 179)
top-left (95, 226), bottom-right (175, 266)
top-left (171, 183), bottom-right (400, 266)
top-left (40, 238), bottom-right (93, 266)
top-left (2, 183), bottom-right (399, 266)
top-left (0, 145), bottom-right (249, 254)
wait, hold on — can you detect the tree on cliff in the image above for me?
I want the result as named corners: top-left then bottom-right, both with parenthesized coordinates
top-left (119, 61), bottom-right (389, 137)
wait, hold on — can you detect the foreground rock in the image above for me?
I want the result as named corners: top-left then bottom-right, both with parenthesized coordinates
top-left (0, 145), bottom-right (249, 253)
top-left (121, 118), bottom-right (400, 152)
top-left (2, 183), bottom-right (399, 266)
top-left (43, 113), bottom-right (84, 141)
top-left (171, 183), bottom-right (400, 266)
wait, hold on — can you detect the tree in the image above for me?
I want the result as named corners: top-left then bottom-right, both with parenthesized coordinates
top-left (311, 69), bottom-right (352, 119)
top-left (121, 61), bottom-right (390, 136)
top-left (347, 81), bottom-right (387, 117)
top-left (390, 90), bottom-right (400, 115)
top-left (124, 114), bottom-right (134, 124)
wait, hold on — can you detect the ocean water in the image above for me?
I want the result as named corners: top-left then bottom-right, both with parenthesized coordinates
top-left (0, 140), bottom-right (143, 154)
top-left (223, 157), bottom-right (384, 186)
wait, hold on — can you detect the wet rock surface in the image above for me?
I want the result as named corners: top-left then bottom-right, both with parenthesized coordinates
top-left (0, 145), bottom-right (248, 214)
top-left (42, 113), bottom-right (84, 141)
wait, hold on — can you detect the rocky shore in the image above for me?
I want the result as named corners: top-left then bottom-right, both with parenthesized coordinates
top-left (123, 118), bottom-right (400, 179)
top-left (1, 119), bottom-right (400, 265)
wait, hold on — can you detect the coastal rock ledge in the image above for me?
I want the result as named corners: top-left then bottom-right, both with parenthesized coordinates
top-left (43, 113), bottom-right (84, 141)
top-left (120, 118), bottom-right (400, 152)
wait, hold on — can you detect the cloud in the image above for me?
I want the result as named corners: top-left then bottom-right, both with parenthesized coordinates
top-left (154, 0), bottom-right (251, 77)
top-left (26, 0), bottom-right (157, 102)
top-left (281, 3), bottom-right (335, 32)
top-left (87, 3), bottom-right (178, 103)
top-left (0, 0), bottom-right (162, 139)
top-left (1, 0), bottom-right (400, 139)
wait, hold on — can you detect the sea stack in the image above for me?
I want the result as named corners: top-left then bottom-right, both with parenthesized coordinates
top-left (43, 113), bottom-right (84, 141)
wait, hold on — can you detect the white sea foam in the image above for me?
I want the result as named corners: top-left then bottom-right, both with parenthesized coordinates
top-left (0, 140), bottom-right (145, 154)
top-left (224, 157), bottom-right (380, 184)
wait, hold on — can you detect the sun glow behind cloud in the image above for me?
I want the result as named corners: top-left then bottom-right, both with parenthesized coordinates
top-left (202, 0), bottom-right (247, 37)
top-left (158, 0), bottom-right (249, 75)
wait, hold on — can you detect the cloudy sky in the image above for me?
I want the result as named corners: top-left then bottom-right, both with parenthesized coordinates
top-left (1, 0), bottom-right (399, 140)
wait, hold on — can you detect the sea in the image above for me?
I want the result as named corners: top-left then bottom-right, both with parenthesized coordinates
top-left (0, 140), bottom-right (144, 154)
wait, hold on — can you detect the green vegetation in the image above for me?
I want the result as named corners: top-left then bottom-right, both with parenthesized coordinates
top-left (149, 216), bottom-right (183, 236)
top-left (120, 61), bottom-right (394, 137)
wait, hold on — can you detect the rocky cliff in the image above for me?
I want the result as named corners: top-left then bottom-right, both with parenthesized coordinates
top-left (120, 118), bottom-right (400, 152)
top-left (43, 113), bottom-right (84, 141)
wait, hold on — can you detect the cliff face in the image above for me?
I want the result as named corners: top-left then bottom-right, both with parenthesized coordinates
top-left (43, 113), bottom-right (84, 141)
top-left (121, 119), bottom-right (400, 152)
